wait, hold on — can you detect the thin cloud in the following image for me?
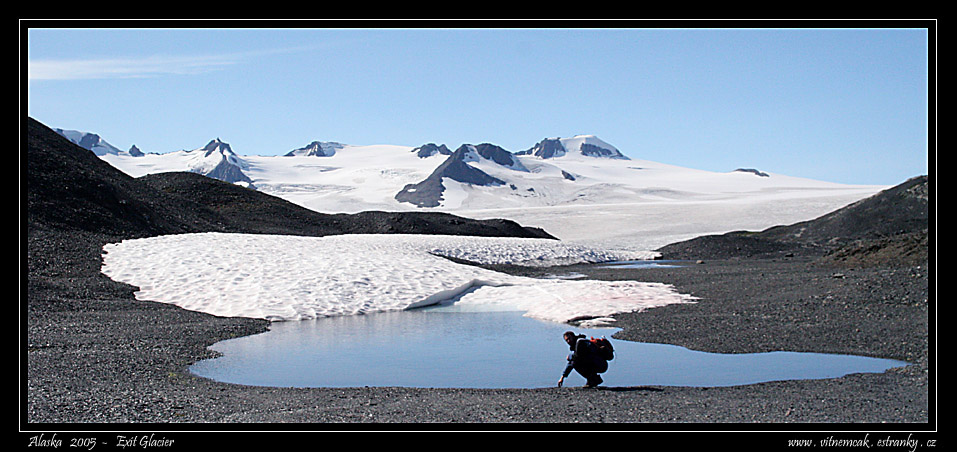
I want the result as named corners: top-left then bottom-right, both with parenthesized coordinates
top-left (28, 53), bottom-right (240, 81)
top-left (26, 44), bottom-right (324, 81)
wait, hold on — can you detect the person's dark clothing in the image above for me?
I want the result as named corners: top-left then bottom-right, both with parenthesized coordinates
top-left (562, 337), bottom-right (607, 386)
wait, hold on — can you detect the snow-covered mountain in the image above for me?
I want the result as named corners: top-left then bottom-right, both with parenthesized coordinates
top-left (517, 135), bottom-right (627, 160)
top-left (54, 128), bottom-right (123, 156)
top-left (88, 129), bottom-right (887, 249)
top-left (188, 138), bottom-right (254, 187)
top-left (284, 141), bottom-right (344, 157)
top-left (396, 143), bottom-right (529, 208)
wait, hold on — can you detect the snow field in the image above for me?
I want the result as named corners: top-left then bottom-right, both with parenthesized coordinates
top-left (100, 233), bottom-right (696, 323)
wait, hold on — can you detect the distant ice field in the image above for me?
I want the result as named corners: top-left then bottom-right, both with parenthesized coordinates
top-left (98, 140), bottom-right (886, 248)
top-left (456, 189), bottom-right (877, 250)
top-left (101, 233), bottom-right (697, 323)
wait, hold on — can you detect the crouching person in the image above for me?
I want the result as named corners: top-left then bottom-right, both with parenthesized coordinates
top-left (557, 331), bottom-right (608, 388)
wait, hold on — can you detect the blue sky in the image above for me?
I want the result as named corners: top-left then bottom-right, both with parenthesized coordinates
top-left (26, 27), bottom-right (930, 185)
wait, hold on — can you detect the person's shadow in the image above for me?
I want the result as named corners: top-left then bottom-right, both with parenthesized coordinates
top-left (595, 386), bottom-right (663, 392)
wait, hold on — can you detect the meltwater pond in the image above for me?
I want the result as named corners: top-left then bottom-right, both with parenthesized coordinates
top-left (189, 306), bottom-right (908, 389)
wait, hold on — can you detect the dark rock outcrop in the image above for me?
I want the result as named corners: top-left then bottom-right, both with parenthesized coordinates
top-left (580, 142), bottom-right (627, 159)
top-left (517, 138), bottom-right (566, 159)
top-left (734, 168), bottom-right (769, 177)
top-left (412, 143), bottom-right (452, 158)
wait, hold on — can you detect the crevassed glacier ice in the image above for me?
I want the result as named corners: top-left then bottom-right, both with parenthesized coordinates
top-left (101, 233), bottom-right (696, 323)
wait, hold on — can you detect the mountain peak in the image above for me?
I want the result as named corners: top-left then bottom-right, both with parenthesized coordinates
top-left (517, 135), bottom-right (628, 160)
top-left (201, 138), bottom-right (234, 156)
top-left (285, 140), bottom-right (344, 157)
top-left (561, 135), bottom-right (628, 160)
top-left (53, 128), bottom-right (123, 156)
top-left (188, 138), bottom-right (252, 187)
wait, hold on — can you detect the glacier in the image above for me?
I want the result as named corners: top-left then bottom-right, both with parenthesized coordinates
top-left (95, 134), bottom-right (885, 249)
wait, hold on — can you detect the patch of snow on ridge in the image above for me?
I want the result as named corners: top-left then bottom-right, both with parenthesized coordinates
top-left (100, 233), bottom-right (694, 323)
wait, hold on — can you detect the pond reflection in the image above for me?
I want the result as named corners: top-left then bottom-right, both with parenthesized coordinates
top-left (190, 308), bottom-right (908, 389)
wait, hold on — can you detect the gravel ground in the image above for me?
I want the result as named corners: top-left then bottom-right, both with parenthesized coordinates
top-left (25, 228), bottom-right (930, 428)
